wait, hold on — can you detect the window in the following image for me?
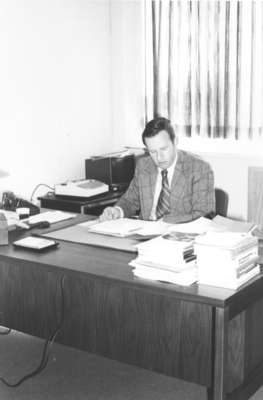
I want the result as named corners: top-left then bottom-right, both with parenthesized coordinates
top-left (143, 1), bottom-right (263, 142)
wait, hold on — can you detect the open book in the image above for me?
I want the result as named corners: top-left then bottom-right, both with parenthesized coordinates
top-left (86, 218), bottom-right (171, 238)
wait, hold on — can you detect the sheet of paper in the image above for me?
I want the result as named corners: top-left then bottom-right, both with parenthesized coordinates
top-left (0, 210), bottom-right (20, 228)
top-left (87, 218), bottom-right (172, 237)
top-left (213, 215), bottom-right (256, 233)
top-left (131, 263), bottom-right (198, 286)
top-left (26, 210), bottom-right (76, 225)
top-left (166, 217), bottom-right (225, 235)
top-left (84, 216), bottom-right (227, 238)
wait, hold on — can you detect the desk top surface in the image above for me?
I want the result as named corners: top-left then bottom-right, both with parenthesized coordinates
top-left (0, 215), bottom-right (262, 311)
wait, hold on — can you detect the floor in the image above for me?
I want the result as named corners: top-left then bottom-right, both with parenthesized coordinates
top-left (0, 328), bottom-right (263, 400)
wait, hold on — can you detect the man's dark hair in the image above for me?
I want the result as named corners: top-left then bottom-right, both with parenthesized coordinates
top-left (142, 117), bottom-right (175, 146)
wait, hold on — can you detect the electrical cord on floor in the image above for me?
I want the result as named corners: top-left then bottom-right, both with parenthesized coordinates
top-left (0, 275), bottom-right (66, 387)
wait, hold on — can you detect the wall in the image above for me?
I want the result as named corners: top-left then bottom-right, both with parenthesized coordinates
top-left (0, 0), bottom-right (112, 200)
top-left (191, 150), bottom-right (263, 221)
top-left (110, 0), bottom-right (145, 151)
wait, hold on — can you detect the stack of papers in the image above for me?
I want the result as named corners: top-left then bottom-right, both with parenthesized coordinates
top-left (0, 210), bottom-right (19, 228)
top-left (25, 210), bottom-right (76, 225)
top-left (195, 231), bottom-right (260, 289)
top-left (212, 215), bottom-right (256, 233)
top-left (132, 264), bottom-right (198, 286)
top-left (130, 232), bottom-right (198, 286)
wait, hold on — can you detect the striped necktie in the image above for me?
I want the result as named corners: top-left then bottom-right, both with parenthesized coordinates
top-left (156, 169), bottom-right (170, 219)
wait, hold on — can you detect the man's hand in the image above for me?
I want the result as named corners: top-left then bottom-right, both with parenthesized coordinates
top-left (99, 206), bottom-right (122, 222)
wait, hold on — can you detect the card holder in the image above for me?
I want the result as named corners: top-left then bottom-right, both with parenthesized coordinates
top-left (13, 236), bottom-right (59, 251)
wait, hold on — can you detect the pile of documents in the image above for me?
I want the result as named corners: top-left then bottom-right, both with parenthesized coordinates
top-left (129, 231), bottom-right (198, 286)
top-left (86, 215), bottom-right (260, 289)
top-left (194, 231), bottom-right (260, 289)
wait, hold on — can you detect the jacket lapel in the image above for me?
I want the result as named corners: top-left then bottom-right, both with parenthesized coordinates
top-left (142, 157), bottom-right (157, 218)
top-left (170, 150), bottom-right (184, 198)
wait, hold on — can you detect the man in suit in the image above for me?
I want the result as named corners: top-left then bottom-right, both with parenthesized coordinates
top-left (100, 117), bottom-right (215, 223)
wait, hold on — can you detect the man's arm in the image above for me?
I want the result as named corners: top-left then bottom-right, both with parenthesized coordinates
top-left (191, 164), bottom-right (215, 220)
top-left (115, 165), bottom-right (141, 218)
top-left (100, 163), bottom-right (142, 221)
top-left (164, 160), bottom-right (215, 224)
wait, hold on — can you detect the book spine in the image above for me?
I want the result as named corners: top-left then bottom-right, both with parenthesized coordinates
top-left (236, 251), bottom-right (258, 269)
top-left (236, 262), bottom-right (258, 279)
top-left (230, 240), bottom-right (258, 257)
top-left (194, 238), bottom-right (258, 257)
top-left (197, 257), bottom-right (258, 278)
top-left (195, 245), bottom-right (258, 266)
top-left (198, 264), bottom-right (260, 289)
top-left (131, 257), bottom-right (196, 273)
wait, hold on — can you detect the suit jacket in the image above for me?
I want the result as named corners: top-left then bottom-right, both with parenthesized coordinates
top-left (117, 150), bottom-right (215, 223)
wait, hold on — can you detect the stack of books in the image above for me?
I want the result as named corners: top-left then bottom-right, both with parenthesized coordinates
top-left (194, 232), bottom-right (260, 289)
top-left (129, 231), bottom-right (198, 286)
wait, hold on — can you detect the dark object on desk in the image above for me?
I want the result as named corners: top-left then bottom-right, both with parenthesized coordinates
top-left (28, 221), bottom-right (51, 229)
top-left (85, 154), bottom-right (135, 192)
top-left (38, 190), bottom-right (124, 215)
top-left (215, 187), bottom-right (228, 217)
top-left (205, 188), bottom-right (229, 220)
top-left (13, 236), bottom-right (59, 252)
top-left (2, 191), bottom-right (40, 216)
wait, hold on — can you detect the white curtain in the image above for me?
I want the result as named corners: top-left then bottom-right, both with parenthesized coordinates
top-left (143, 0), bottom-right (263, 140)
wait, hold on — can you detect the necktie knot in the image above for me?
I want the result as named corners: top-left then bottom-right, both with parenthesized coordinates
top-left (161, 169), bottom-right (168, 178)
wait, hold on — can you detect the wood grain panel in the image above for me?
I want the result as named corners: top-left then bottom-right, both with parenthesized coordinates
top-left (226, 312), bottom-right (245, 392)
top-left (0, 259), bottom-right (213, 386)
top-left (0, 259), bottom-right (59, 338)
top-left (226, 297), bottom-right (263, 393)
top-left (248, 167), bottom-right (263, 229)
top-left (93, 283), bottom-right (213, 385)
top-left (244, 297), bottom-right (263, 376)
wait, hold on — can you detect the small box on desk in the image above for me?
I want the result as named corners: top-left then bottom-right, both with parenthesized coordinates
top-left (85, 154), bottom-right (135, 193)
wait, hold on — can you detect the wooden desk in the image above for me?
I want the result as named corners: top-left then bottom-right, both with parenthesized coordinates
top-left (0, 223), bottom-right (263, 400)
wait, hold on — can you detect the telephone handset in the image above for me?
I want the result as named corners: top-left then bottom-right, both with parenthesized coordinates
top-left (1, 191), bottom-right (40, 216)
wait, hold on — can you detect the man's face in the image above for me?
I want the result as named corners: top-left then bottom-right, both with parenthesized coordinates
top-left (145, 130), bottom-right (177, 169)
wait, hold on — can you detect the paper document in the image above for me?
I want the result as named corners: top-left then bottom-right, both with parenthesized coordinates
top-left (87, 218), bottom-right (171, 237)
top-left (166, 217), bottom-right (224, 234)
top-left (26, 210), bottom-right (76, 225)
top-left (132, 264), bottom-right (198, 286)
top-left (213, 215), bottom-right (256, 233)
top-left (0, 210), bottom-right (19, 227)
top-left (84, 215), bottom-right (257, 239)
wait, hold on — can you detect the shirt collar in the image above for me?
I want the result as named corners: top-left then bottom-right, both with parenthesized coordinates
top-left (157, 153), bottom-right (178, 176)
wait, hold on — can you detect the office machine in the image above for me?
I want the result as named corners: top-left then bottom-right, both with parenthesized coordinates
top-left (54, 179), bottom-right (109, 198)
top-left (85, 154), bottom-right (135, 192)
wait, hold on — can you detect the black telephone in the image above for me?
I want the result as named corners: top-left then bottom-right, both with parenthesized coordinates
top-left (1, 191), bottom-right (40, 216)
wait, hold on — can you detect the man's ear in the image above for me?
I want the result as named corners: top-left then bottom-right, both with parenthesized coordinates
top-left (174, 136), bottom-right (179, 146)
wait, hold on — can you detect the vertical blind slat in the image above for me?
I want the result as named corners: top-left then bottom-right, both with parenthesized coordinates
top-left (144, 0), bottom-right (263, 140)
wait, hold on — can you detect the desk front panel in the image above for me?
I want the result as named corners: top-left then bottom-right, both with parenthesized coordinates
top-left (0, 258), bottom-right (213, 387)
top-left (1, 240), bottom-right (263, 396)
